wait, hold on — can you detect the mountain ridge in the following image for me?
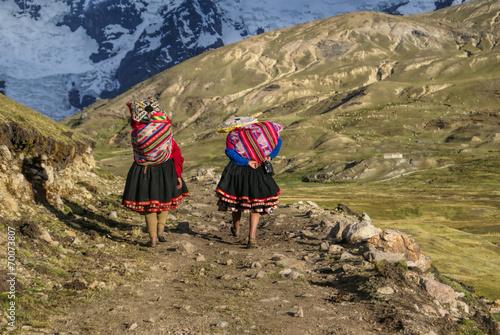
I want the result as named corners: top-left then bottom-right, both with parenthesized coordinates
top-left (0, 0), bottom-right (469, 119)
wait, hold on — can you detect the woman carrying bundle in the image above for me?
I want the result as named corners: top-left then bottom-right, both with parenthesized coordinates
top-left (122, 97), bottom-right (189, 247)
top-left (215, 116), bottom-right (283, 248)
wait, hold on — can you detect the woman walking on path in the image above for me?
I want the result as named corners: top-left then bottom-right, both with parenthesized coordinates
top-left (215, 116), bottom-right (283, 248)
top-left (122, 97), bottom-right (189, 247)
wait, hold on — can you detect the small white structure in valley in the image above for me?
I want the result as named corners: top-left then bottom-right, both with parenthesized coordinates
top-left (384, 153), bottom-right (403, 159)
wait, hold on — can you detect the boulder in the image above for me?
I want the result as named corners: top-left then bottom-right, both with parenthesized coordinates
top-left (408, 272), bottom-right (456, 305)
top-left (341, 220), bottom-right (382, 244)
top-left (367, 230), bottom-right (432, 271)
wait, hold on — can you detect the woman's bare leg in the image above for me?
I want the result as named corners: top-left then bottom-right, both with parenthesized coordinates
top-left (157, 210), bottom-right (169, 242)
top-left (145, 212), bottom-right (158, 246)
top-left (248, 212), bottom-right (260, 247)
top-left (231, 211), bottom-right (241, 237)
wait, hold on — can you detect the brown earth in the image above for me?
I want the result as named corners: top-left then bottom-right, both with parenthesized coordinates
top-left (6, 177), bottom-right (497, 335)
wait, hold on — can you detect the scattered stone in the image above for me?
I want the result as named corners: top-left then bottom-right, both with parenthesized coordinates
top-left (39, 229), bottom-right (53, 243)
top-left (65, 230), bottom-right (76, 238)
top-left (250, 261), bottom-right (262, 269)
top-left (195, 255), bottom-right (206, 262)
top-left (276, 258), bottom-right (305, 270)
top-left (339, 252), bottom-right (355, 261)
top-left (409, 273), bottom-right (456, 305)
top-left (327, 244), bottom-right (342, 254)
top-left (109, 211), bottom-right (118, 219)
top-left (377, 286), bottom-right (395, 295)
top-left (216, 321), bottom-right (228, 328)
top-left (287, 271), bottom-right (303, 280)
top-left (254, 271), bottom-right (267, 279)
top-left (88, 204), bottom-right (98, 212)
top-left (88, 280), bottom-right (99, 289)
top-left (306, 201), bottom-right (319, 208)
top-left (292, 308), bottom-right (304, 317)
top-left (342, 264), bottom-right (357, 272)
top-left (127, 322), bottom-right (138, 330)
top-left (178, 241), bottom-right (197, 254)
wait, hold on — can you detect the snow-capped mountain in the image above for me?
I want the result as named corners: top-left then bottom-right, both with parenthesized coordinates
top-left (0, 0), bottom-right (469, 120)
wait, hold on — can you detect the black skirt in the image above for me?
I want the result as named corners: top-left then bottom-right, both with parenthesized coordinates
top-left (216, 162), bottom-right (280, 214)
top-left (122, 159), bottom-right (189, 212)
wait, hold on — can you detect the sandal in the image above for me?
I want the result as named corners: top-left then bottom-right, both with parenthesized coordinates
top-left (247, 238), bottom-right (257, 249)
top-left (157, 231), bottom-right (167, 242)
top-left (148, 238), bottom-right (158, 247)
top-left (230, 226), bottom-right (239, 237)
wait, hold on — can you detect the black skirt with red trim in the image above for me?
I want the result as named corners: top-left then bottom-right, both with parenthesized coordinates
top-left (216, 162), bottom-right (280, 214)
top-left (122, 159), bottom-right (189, 212)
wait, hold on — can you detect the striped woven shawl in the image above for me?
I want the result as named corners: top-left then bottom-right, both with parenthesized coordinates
top-left (132, 116), bottom-right (172, 165)
top-left (226, 122), bottom-right (282, 162)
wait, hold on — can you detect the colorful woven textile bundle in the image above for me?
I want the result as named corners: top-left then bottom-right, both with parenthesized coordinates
top-left (131, 115), bottom-right (172, 166)
top-left (127, 97), bottom-right (174, 165)
top-left (226, 122), bottom-right (283, 162)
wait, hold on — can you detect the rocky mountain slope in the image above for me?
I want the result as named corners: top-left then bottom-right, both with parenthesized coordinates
top-left (0, 0), bottom-right (469, 119)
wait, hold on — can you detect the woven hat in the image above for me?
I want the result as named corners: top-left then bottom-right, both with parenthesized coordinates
top-left (130, 97), bottom-right (164, 122)
top-left (217, 116), bottom-right (258, 133)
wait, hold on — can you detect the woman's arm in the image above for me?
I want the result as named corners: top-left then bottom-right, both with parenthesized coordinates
top-left (268, 138), bottom-right (282, 160)
top-left (225, 148), bottom-right (250, 166)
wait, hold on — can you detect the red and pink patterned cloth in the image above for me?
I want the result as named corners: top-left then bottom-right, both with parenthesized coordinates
top-left (226, 121), bottom-right (283, 162)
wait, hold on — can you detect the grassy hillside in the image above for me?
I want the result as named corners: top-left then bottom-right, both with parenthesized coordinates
top-left (61, 0), bottom-right (500, 300)
top-left (0, 94), bottom-right (94, 161)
